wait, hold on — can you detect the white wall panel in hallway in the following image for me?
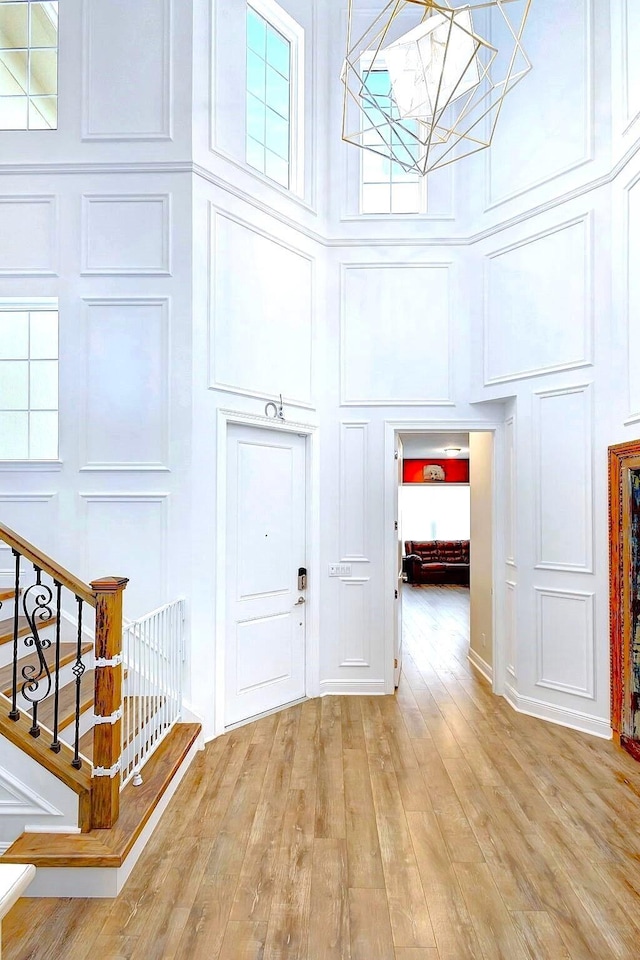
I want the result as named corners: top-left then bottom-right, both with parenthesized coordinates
top-left (626, 174), bottom-right (640, 421)
top-left (535, 587), bottom-right (595, 699)
top-left (533, 384), bottom-right (593, 572)
top-left (225, 425), bottom-right (307, 726)
top-left (82, 195), bottom-right (171, 275)
top-left (339, 422), bottom-right (369, 561)
top-left (340, 264), bottom-right (451, 405)
top-left (82, 299), bottom-right (169, 469)
top-left (0, 197), bottom-right (56, 276)
top-left (210, 212), bottom-right (313, 405)
top-left (484, 216), bottom-right (592, 384)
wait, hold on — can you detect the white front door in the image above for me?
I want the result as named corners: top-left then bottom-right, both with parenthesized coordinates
top-left (225, 424), bottom-right (307, 726)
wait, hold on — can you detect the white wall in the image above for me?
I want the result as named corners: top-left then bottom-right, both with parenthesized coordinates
top-left (0, 0), bottom-right (637, 743)
top-left (469, 433), bottom-right (494, 673)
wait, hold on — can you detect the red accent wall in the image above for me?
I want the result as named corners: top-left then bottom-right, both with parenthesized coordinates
top-left (403, 459), bottom-right (470, 483)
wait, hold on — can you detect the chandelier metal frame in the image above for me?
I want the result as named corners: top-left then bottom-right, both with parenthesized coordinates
top-left (341, 0), bottom-right (533, 176)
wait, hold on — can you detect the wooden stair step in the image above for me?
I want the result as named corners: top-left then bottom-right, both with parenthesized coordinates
top-left (0, 641), bottom-right (92, 699)
top-left (0, 614), bottom-right (57, 647)
top-left (78, 694), bottom-right (166, 762)
top-left (38, 670), bottom-right (95, 733)
top-left (2, 723), bottom-right (201, 867)
top-left (0, 588), bottom-right (20, 603)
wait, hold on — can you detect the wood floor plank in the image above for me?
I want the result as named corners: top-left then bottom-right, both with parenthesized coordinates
top-left (453, 861), bottom-right (531, 960)
top-left (377, 813), bottom-right (436, 949)
top-left (343, 747), bottom-right (385, 889)
top-left (218, 921), bottom-right (267, 960)
top-left (308, 839), bottom-right (350, 960)
top-left (349, 888), bottom-right (394, 960)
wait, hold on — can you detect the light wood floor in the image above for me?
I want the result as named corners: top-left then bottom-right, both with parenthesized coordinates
top-left (7, 583), bottom-right (640, 959)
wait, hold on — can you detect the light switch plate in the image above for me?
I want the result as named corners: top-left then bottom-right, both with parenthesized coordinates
top-left (329, 563), bottom-right (352, 577)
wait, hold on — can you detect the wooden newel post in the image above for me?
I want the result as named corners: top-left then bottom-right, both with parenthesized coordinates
top-left (90, 576), bottom-right (128, 829)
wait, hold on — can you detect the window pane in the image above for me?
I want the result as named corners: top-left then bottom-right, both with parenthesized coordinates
top-left (362, 150), bottom-right (391, 182)
top-left (247, 49), bottom-right (265, 100)
top-left (0, 92), bottom-right (24, 126)
top-left (247, 135), bottom-right (265, 174)
top-left (247, 92), bottom-right (265, 144)
top-left (28, 94), bottom-right (55, 128)
top-left (29, 311), bottom-right (58, 358)
top-left (265, 65), bottom-right (289, 119)
top-left (0, 49), bottom-right (26, 90)
top-left (0, 360), bottom-right (28, 408)
top-left (361, 183), bottom-right (391, 214)
top-left (247, 7), bottom-right (266, 57)
top-left (0, 410), bottom-right (28, 459)
top-left (29, 359), bottom-right (57, 408)
top-left (0, 3), bottom-right (28, 49)
top-left (265, 106), bottom-right (288, 160)
top-left (0, 51), bottom-right (22, 93)
top-left (266, 27), bottom-right (289, 79)
top-left (0, 312), bottom-right (28, 359)
top-left (30, 2), bottom-right (57, 47)
top-left (29, 48), bottom-right (56, 94)
top-left (29, 410), bottom-right (57, 458)
top-left (265, 149), bottom-right (288, 188)
top-left (391, 182), bottom-right (421, 214)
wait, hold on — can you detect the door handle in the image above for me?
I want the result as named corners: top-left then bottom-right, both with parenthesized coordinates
top-left (294, 596), bottom-right (306, 606)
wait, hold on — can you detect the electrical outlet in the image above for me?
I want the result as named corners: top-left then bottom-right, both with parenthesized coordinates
top-left (481, 632), bottom-right (487, 648)
top-left (329, 563), bottom-right (352, 577)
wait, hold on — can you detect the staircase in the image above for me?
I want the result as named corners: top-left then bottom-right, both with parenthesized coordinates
top-left (0, 522), bottom-right (202, 897)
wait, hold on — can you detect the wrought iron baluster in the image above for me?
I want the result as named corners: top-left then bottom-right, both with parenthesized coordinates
top-left (22, 566), bottom-right (53, 739)
top-left (8, 549), bottom-right (21, 721)
top-left (71, 597), bottom-right (85, 769)
top-left (50, 581), bottom-right (62, 753)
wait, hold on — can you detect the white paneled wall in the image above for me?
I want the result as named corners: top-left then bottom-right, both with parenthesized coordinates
top-left (0, 197), bottom-right (57, 276)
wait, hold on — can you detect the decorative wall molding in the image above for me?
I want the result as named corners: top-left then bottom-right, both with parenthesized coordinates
top-left (80, 298), bottom-right (171, 471)
top-left (533, 383), bottom-right (594, 573)
top-left (319, 679), bottom-right (384, 696)
top-left (338, 577), bottom-right (371, 667)
top-left (340, 262), bottom-right (454, 407)
top-left (81, 195), bottom-right (172, 276)
top-left (483, 214), bottom-right (593, 386)
top-left (505, 579), bottom-right (516, 681)
top-left (339, 423), bottom-right (369, 562)
top-left (82, 0), bottom-right (172, 141)
top-left (209, 207), bottom-right (314, 408)
top-left (534, 586), bottom-right (596, 699)
top-left (504, 416), bottom-right (516, 566)
top-left (486, 0), bottom-right (594, 211)
top-left (624, 168), bottom-right (640, 423)
top-left (0, 767), bottom-right (64, 819)
top-left (0, 493), bottom-right (57, 578)
top-left (0, 196), bottom-right (57, 277)
top-left (621, 0), bottom-right (640, 137)
top-left (504, 684), bottom-right (610, 739)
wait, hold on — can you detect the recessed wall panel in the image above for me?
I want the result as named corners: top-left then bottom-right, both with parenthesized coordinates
top-left (487, 0), bottom-right (591, 205)
top-left (339, 578), bottom-right (371, 667)
top-left (210, 212), bottom-right (313, 405)
top-left (485, 218), bottom-right (591, 384)
top-left (534, 385), bottom-right (593, 572)
top-left (505, 416), bottom-right (516, 565)
top-left (340, 423), bottom-right (368, 561)
top-left (506, 580), bottom-right (516, 680)
top-left (535, 587), bottom-right (595, 699)
top-left (623, 0), bottom-right (640, 131)
top-left (0, 198), bottom-right (56, 276)
top-left (82, 495), bottom-right (167, 620)
top-left (83, 196), bottom-right (170, 275)
top-left (82, 0), bottom-right (171, 139)
top-left (83, 300), bottom-right (169, 469)
top-left (0, 494), bottom-right (57, 576)
top-left (627, 177), bottom-right (640, 421)
top-left (341, 264), bottom-right (451, 405)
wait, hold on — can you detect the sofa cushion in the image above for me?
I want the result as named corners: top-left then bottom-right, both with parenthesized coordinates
top-left (436, 540), bottom-right (467, 563)
top-left (406, 540), bottom-right (440, 561)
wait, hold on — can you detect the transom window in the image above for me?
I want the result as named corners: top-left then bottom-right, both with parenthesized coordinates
top-left (0, 300), bottom-right (58, 460)
top-left (245, 0), bottom-right (304, 194)
top-left (360, 66), bottom-right (423, 215)
top-left (0, 1), bottom-right (58, 130)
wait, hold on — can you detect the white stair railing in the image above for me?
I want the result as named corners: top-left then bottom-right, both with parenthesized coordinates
top-left (120, 598), bottom-right (185, 789)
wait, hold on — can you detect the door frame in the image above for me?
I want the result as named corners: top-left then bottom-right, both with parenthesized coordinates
top-left (383, 418), bottom-right (506, 695)
top-left (214, 408), bottom-right (319, 737)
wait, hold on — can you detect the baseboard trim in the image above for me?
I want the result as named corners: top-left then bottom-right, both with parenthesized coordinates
top-left (503, 683), bottom-right (612, 740)
top-left (319, 680), bottom-right (386, 696)
top-left (467, 648), bottom-right (493, 684)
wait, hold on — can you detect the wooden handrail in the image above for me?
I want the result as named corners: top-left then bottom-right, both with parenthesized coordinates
top-left (0, 522), bottom-right (95, 607)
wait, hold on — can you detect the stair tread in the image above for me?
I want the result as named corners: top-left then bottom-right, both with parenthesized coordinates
top-left (0, 614), bottom-right (57, 646)
top-left (0, 588), bottom-right (19, 603)
top-left (78, 694), bottom-right (166, 762)
top-left (38, 670), bottom-right (95, 733)
top-left (0, 641), bottom-right (92, 699)
top-left (2, 723), bottom-right (201, 867)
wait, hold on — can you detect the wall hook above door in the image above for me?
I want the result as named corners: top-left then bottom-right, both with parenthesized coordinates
top-left (265, 393), bottom-right (285, 421)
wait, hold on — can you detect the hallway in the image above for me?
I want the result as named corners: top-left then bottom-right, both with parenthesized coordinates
top-left (7, 586), bottom-right (640, 959)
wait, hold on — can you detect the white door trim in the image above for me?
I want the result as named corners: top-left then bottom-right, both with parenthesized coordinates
top-left (383, 418), bottom-right (506, 696)
top-left (215, 408), bottom-right (320, 738)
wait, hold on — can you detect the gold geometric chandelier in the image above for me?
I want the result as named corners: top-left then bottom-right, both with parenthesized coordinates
top-left (341, 0), bottom-right (532, 176)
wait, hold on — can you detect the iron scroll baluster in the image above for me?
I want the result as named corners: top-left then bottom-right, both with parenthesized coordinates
top-left (8, 549), bottom-right (21, 721)
top-left (21, 565), bottom-right (53, 739)
top-left (71, 597), bottom-right (85, 769)
top-left (50, 581), bottom-right (63, 753)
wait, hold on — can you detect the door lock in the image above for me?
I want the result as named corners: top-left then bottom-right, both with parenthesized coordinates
top-left (298, 567), bottom-right (307, 590)
top-left (294, 596), bottom-right (306, 606)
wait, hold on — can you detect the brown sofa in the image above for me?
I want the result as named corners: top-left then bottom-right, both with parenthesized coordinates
top-left (404, 540), bottom-right (470, 586)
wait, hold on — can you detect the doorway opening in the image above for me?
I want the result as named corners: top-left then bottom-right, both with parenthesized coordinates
top-left (387, 425), bottom-right (498, 696)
